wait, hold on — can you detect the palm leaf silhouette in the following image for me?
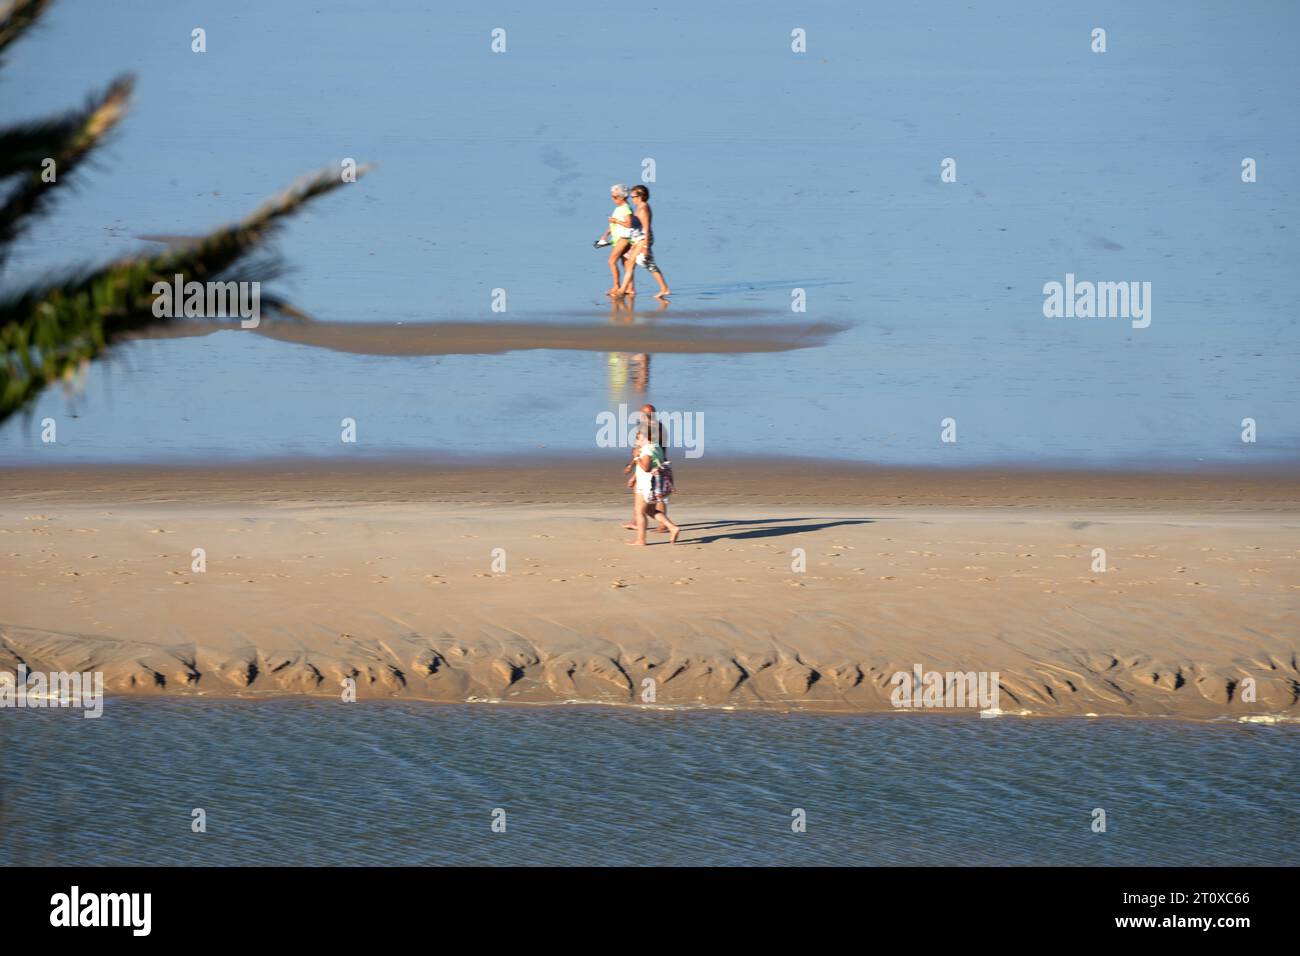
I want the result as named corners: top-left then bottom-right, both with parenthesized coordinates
top-left (0, 0), bottom-right (371, 423)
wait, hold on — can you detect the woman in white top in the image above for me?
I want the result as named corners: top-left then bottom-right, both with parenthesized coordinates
top-left (627, 430), bottom-right (680, 546)
top-left (598, 184), bottom-right (634, 297)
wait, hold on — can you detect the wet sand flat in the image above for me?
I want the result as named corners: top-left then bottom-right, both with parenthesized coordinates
top-left (120, 318), bottom-right (846, 355)
top-left (2, 459), bottom-right (1297, 510)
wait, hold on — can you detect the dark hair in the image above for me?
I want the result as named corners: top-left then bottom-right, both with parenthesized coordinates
top-left (631, 185), bottom-right (650, 200)
top-left (640, 408), bottom-right (665, 446)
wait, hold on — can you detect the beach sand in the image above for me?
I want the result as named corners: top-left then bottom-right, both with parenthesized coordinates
top-left (1, 462), bottom-right (1296, 719)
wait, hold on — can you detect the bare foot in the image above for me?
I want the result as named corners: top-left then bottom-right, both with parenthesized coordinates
top-left (625, 288), bottom-right (637, 296)
top-left (655, 289), bottom-right (671, 299)
top-left (669, 527), bottom-right (681, 544)
top-left (625, 539), bottom-right (646, 546)
top-left (621, 523), bottom-right (637, 530)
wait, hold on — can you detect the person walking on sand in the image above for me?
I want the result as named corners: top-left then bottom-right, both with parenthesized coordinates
top-left (595, 184), bottom-right (635, 296)
top-left (627, 427), bottom-right (680, 546)
top-left (619, 184), bottom-right (671, 299)
top-left (623, 403), bottom-right (670, 532)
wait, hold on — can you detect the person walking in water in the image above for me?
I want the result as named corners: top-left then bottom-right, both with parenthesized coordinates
top-left (595, 184), bottom-right (635, 296)
top-left (618, 185), bottom-right (671, 299)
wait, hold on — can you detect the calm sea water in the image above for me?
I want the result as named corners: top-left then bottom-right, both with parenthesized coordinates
top-left (1, 1), bottom-right (1298, 467)
top-left (1, 699), bottom-right (1295, 866)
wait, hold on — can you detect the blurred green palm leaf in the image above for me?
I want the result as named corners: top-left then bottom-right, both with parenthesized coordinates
top-left (0, 0), bottom-right (370, 424)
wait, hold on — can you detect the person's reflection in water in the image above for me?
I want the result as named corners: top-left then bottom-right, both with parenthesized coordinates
top-left (605, 296), bottom-right (664, 398)
top-left (607, 352), bottom-right (649, 396)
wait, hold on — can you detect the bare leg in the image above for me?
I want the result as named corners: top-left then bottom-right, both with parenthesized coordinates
top-left (652, 266), bottom-right (671, 298)
top-left (607, 241), bottom-right (629, 294)
top-left (620, 242), bottom-right (645, 295)
top-left (643, 252), bottom-right (670, 298)
top-left (626, 497), bottom-right (650, 545)
top-left (623, 487), bottom-right (638, 530)
top-left (652, 508), bottom-right (681, 544)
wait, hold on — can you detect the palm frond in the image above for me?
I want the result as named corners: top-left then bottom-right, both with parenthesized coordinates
top-left (0, 109), bottom-right (105, 180)
top-left (0, 163), bottom-right (370, 423)
top-left (141, 164), bottom-right (374, 293)
top-left (0, 0), bottom-right (50, 59)
top-left (0, 75), bottom-right (133, 266)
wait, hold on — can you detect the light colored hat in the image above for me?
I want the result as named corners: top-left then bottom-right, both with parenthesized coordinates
top-left (610, 183), bottom-right (629, 198)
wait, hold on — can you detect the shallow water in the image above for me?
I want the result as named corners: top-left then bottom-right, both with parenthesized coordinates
top-left (1, 699), bottom-right (1296, 866)
top-left (2, 0), bottom-right (1297, 466)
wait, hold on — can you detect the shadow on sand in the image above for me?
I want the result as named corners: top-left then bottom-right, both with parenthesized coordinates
top-left (676, 517), bottom-right (874, 544)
